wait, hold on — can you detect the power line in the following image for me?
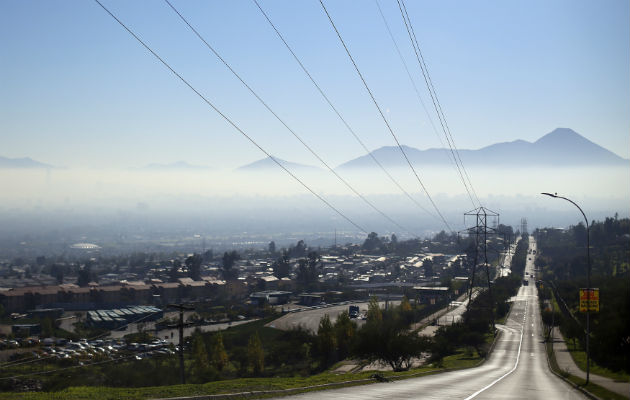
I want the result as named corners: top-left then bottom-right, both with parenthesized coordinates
top-left (375, 0), bottom-right (473, 206)
top-left (252, 0), bottom-right (442, 226)
top-left (163, 0), bottom-right (416, 237)
top-left (318, 0), bottom-right (454, 234)
top-left (373, 0), bottom-right (447, 153)
top-left (92, 0), bottom-right (367, 235)
top-left (397, 0), bottom-right (481, 208)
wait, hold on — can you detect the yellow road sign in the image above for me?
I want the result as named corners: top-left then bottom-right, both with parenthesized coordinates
top-left (579, 288), bottom-right (599, 312)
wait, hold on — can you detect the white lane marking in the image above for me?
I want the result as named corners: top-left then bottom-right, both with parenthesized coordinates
top-left (464, 301), bottom-right (526, 400)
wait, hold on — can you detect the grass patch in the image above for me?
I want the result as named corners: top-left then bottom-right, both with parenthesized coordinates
top-left (0, 369), bottom-right (432, 400)
top-left (546, 342), bottom-right (628, 400)
top-left (567, 349), bottom-right (630, 382)
top-left (0, 340), bottom-right (490, 400)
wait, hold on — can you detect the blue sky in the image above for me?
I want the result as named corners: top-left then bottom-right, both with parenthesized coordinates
top-left (1, 0), bottom-right (629, 169)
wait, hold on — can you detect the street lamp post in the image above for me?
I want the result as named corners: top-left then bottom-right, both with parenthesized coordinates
top-left (541, 192), bottom-right (591, 385)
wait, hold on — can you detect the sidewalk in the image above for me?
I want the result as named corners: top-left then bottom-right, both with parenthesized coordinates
top-left (551, 327), bottom-right (629, 398)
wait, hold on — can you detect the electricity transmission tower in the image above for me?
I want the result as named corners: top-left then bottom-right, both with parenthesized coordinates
top-left (463, 207), bottom-right (500, 329)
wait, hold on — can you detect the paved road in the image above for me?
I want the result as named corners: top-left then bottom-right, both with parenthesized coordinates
top-left (272, 237), bottom-right (585, 399)
top-left (496, 236), bottom-right (518, 278)
top-left (267, 301), bottom-right (399, 333)
top-left (418, 293), bottom-right (476, 336)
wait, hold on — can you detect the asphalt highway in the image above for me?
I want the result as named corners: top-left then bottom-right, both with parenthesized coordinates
top-left (272, 237), bottom-right (586, 399)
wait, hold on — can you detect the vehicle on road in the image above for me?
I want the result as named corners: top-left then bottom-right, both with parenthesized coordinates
top-left (349, 305), bottom-right (359, 318)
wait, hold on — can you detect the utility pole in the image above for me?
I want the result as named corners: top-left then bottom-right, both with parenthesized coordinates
top-left (168, 303), bottom-right (194, 384)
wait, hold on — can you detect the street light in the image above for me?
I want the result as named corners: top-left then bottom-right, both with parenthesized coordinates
top-left (541, 192), bottom-right (591, 385)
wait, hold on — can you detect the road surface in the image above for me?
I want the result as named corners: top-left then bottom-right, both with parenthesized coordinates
top-left (267, 300), bottom-right (399, 333)
top-left (272, 236), bottom-right (585, 399)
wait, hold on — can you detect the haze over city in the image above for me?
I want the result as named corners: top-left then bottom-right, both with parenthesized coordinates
top-left (0, 1), bottom-right (629, 398)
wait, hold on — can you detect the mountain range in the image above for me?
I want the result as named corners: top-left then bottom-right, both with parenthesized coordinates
top-left (2, 128), bottom-right (626, 170)
top-left (336, 128), bottom-right (628, 170)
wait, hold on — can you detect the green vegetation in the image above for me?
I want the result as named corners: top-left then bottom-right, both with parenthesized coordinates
top-left (546, 342), bottom-right (628, 400)
top-left (567, 348), bottom-right (630, 382)
top-left (0, 345), bottom-right (492, 400)
top-left (535, 217), bottom-right (630, 375)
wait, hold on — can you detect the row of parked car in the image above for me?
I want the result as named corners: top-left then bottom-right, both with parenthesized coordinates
top-left (5, 337), bottom-right (176, 363)
top-left (0, 337), bottom-right (41, 349)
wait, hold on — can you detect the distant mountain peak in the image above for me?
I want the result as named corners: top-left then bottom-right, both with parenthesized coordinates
top-left (236, 156), bottom-right (320, 172)
top-left (0, 155), bottom-right (53, 169)
top-left (535, 127), bottom-right (584, 144)
top-left (337, 128), bottom-right (627, 169)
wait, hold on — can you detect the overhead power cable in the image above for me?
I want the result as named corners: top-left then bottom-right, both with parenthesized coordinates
top-left (163, 0), bottom-right (416, 237)
top-left (375, 0), bottom-right (472, 205)
top-left (252, 0), bottom-right (442, 226)
top-left (373, 0), bottom-right (447, 152)
top-left (93, 0), bottom-right (367, 235)
top-left (397, 0), bottom-right (481, 208)
top-left (318, 0), bottom-right (454, 234)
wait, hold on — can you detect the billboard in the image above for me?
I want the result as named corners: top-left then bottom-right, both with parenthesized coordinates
top-left (579, 288), bottom-right (599, 312)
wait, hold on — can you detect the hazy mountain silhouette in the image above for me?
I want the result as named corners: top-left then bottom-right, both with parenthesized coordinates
top-left (337, 128), bottom-right (628, 169)
top-left (141, 161), bottom-right (210, 170)
top-left (236, 156), bottom-right (320, 172)
top-left (0, 156), bottom-right (53, 169)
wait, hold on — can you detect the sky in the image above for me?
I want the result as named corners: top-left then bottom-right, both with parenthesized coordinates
top-left (1, 0), bottom-right (629, 170)
top-left (0, 0), bottom-right (629, 237)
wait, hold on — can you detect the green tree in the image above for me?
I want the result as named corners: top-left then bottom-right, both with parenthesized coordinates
top-left (317, 314), bottom-right (336, 367)
top-left (367, 296), bottom-right (382, 323)
top-left (354, 309), bottom-right (430, 371)
top-left (363, 232), bottom-right (382, 252)
top-left (423, 258), bottom-right (434, 277)
top-left (333, 311), bottom-right (356, 360)
top-left (221, 251), bottom-right (240, 281)
top-left (400, 295), bottom-right (412, 312)
top-left (247, 331), bottom-right (264, 374)
top-left (210, 333), bottom-right (229, 371)
top-left (41, 317), bottom-right (54, 337)
top-left (273, 254), bottom-right (291, 279)
top-left (185, 253), bottom-right (203, 281)
top-left (192, 332), bottom-right (209, 381)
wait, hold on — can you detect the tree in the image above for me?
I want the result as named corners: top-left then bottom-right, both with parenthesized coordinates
top-left (272, 254), bottom-right (291, 279)
top-left (76, 264), bottom-right (95, 287)
top-left (333, 311), bottom-right (356, 360)
top-left (192, 332), bottom-right (209, 381)
top-left (221, 251), bottom-right (240, 281)
top-left (297, 252), bottom-right (320, 289)
top-left (317, 314), bottom-right (336, 367)
top-left (293, 240), bottom-right (307, 258)
top-left (185, 253), bottom-right (202, 281)
top-left (169, 260), bottom-right (180, 282)
top-left (367, 296), bottom-right (382, 323)
top-left (400, 295), bottom-right (412, 312)
top-left (210, 333), bottom-right (228, 371)
top-left (354, 308), bottom-right (431, 371)
top-left (247, 331), bottom-right (264, 374)
top-left (423, 258), bottom-right (434, 277)
top-left (41, 317), bottom-right (54, 337)
top-left (202, 249), bottom-right (213, 262)
top-left (362, 232), bottom-right (382, 252)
